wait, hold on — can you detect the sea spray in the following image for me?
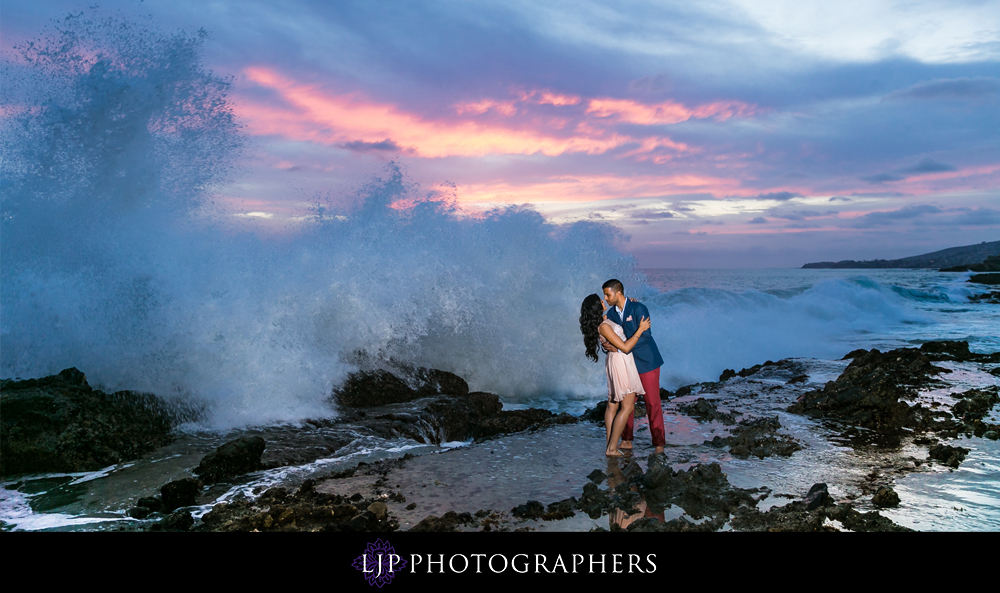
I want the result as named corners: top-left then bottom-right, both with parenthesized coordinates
top-left (643, 277), bottom-right (934, 389)
top-left (1, 13), bottom-right (644, 427)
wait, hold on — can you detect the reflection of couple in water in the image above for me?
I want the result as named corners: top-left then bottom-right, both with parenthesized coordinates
top-left (580, 279), bottom-right (665, 457)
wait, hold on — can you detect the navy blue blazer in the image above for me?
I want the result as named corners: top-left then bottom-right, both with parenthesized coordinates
top-left (605, 299), bottom-right (663, 375)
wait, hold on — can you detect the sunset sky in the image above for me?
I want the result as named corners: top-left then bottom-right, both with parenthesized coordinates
top-left (4, 0), bottom-right (999, 267)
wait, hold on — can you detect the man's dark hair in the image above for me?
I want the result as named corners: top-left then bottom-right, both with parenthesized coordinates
top-left (602, 279), bottom-right (624, 294)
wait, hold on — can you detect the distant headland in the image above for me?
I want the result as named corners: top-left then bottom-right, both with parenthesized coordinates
top-left (802, 240), bottom-right (1000, 270)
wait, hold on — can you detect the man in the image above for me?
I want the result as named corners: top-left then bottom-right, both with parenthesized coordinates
top-left (602, 279), bottom-right (665, 454)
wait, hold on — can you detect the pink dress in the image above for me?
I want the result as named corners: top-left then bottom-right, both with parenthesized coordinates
top-left (598, 320), bottom-right (645, 403)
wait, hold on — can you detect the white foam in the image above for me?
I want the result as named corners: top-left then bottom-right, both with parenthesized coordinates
top-left (0, 486), bottom-right (130, 532)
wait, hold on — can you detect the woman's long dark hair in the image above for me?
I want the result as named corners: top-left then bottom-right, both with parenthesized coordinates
top-left (580, 294), bottom-right (605, 362)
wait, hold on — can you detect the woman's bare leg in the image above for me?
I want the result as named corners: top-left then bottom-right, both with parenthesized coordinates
top-left (604, 401), bottom-right (619, 445)
top-left (607, 393), bottom-right (636, 456)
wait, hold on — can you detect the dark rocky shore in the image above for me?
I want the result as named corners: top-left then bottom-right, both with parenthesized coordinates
top-left (0, 369), bottom-right (179, 475)
top-left (3, 339), bottom-right (998, 532)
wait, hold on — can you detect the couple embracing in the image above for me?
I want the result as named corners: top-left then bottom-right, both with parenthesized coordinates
top-left (580, 279), bottom-right (665, 457)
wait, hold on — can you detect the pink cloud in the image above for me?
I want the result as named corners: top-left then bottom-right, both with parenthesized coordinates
top-left (453, 173), bottom-right (740, 204)
top-left (236, 67), bottom-right (756, 162)
top-left (586, 98), bottom-right (759, 125)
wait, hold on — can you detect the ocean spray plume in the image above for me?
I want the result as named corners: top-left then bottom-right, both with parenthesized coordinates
top-left (644, 276), bottom-right (934, 390)
top-left (0, 13), bottom-right (645, 426)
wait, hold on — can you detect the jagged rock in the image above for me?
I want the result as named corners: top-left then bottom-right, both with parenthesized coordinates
top-left (476, 409), bottom-right (576, 439)
top-left (640, 458), bottom-right (758, 520)
top-left (0, 368), bottom-right (177, 475)
top-left (512, 500), bottom-right (545, 519)
top-left (627, 515), bottom-right (725, 532)
top-left (803, 483), bottom-right (834, 510)
top-left (199, 479), bottom-right (398, 532)
top-left (730, 482), bottom-right (911, 532)
top-left (788, 346), bottom-right (956, 432)
top-left (951, 387), bottom-right (999, 423)
top-left (842, 349), bottom-right (869, 360)
top-left (333, 366), bottom-right (469, 407)
top-left (679, 398), bottom-right (738, 424)
top-left (578, 482), bottom-right (610, 519)
top-left (587, 469), bottom-right (607, 483)
top-left (150, 510), bottom-right (194, 532)
top-left (706, 416), bottom-right (803, 459)
top-left (409, 511), bottom-right (474, 532)
top-left (194, 436), bottom-right (266, 483)
top-left (160, 478), bottom-right (201, 512)
top-left (872, 487), bottom-right (900, 508)
top-left (367, 502), bottom-right (388, 521)
top-left (928, 444), bottom-right (969, 468)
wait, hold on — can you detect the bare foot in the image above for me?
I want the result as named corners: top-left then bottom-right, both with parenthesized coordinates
top-left (655, 446), bottom-right (664, 454)
top-left (620, 440), bottom-right (633, 450)
top-left (605, 449), bottom-right (624, 457)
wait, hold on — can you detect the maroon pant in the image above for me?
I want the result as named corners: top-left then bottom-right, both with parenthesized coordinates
top-left (623, 367), bottom-right (664, 447)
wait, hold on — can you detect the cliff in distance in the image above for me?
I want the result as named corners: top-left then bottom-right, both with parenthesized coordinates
top-left (802, 240), bottom-right (1000, 269)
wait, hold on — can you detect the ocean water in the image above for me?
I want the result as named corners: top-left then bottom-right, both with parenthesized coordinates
top-left (2, 13), bottom-right (997, 531)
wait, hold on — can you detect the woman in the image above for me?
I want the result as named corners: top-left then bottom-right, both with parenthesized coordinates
top-left (579, 294), bottom-right (651, 456)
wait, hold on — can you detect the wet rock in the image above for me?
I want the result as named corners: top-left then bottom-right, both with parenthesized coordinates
top-left (730, 483), bottom-right (912, 532)
top-left (127, 506), bottom-right (154, 519)
top-left (621, 458), bottom-right (644, 481)
top-left (674, 385), bottom-right (695, 397)
top-left (194, 436), bottom-right (266, 483)
top-left (127, 495), bottom-right (164, 519)
top-left (678, 398), bottom-right (738, 425)
top-left (719, 369), bottom-right (737, 382)
top-left (842, 349), bottom-right (870, 360)
top-left (409, 511), bottom-right (474, 532)
top-left (969, 291), bottom-right (1000, 304)
top-left (627, 515), bottom-right (726, 533)
top-left (734, 361), bottom-right (777, 378)
top-left (587, 469), bottom-right (607, 483)
top-left (872, 487), bottom-right (900, 508)
top-left (544, 498), bottom-right (577, 520)
top-left (357, 384), bottom-right (575, 445)
top-left (136, 496), bottom-right (163, 513)
top-left (951, 387), bottom-right (999, 423)
top-left (983, 431), bottom-right (999, 441)
top-left (160, 478), bottom-right (201, 512)
top-left (928, 444), bottom-right (970, 468)
top-left (803, 483), bottom-right (834, 510)
top-left (0, 368), bottom-right (176, 475)
top-left (580, 401), bottom-right (608, 423)
top-left (333, 366), bottom-right (469, 407)
top-left (366, 502), bottom-right (388, 521)
top-left (640, 458), bottom-right (758, 520)
top-left (151, 510), bottom-right (194, 532)
top-left (476, 409), bottom-right (576, 439)
top-left (578, 482), bottom-right (611, 519)
top-left (258, 427), bottom-right (352, 470)
top-left (706, 416), bottom-right (803, 459)
top-left (919, 341), bottom-right (1000, 363)
top-left (199, 480), bottom-right (398, 532)
top-left (365, 392), bottom-right (502, 444)
top-left (787, 375), bottom-right (809, 384)
top-left (787, 346), bottom-right (953, 432)
top-left (512, 500), bottom-right (545, 519)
